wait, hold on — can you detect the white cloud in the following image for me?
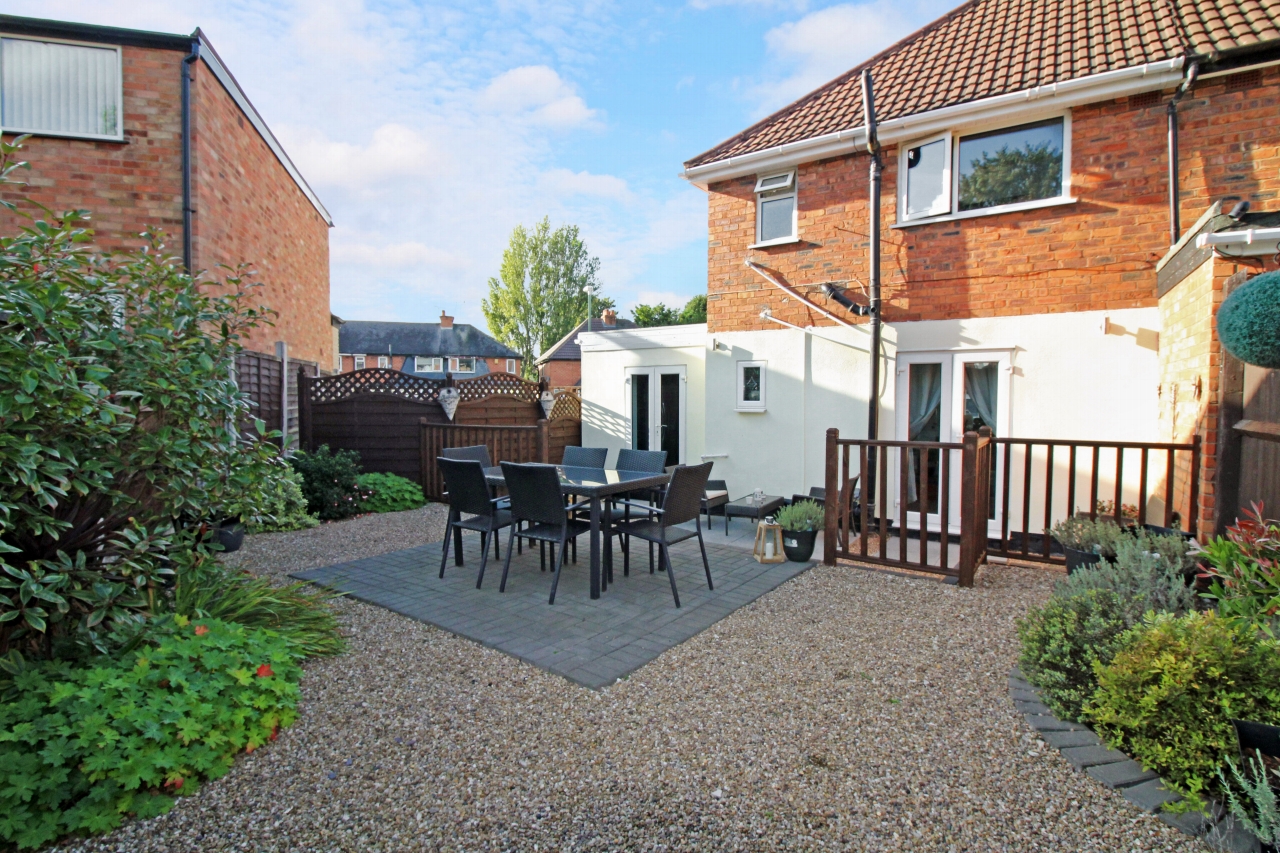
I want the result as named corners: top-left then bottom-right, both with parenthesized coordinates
top-left (480, 65), bottom-right (599, 128)
top-left (331, 240), bottom-right (473, 273)
top-left (538, 169), bottom-right (633, 201)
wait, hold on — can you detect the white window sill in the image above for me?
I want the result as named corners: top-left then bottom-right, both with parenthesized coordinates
top-left (748, 236), bottom-right (801, 249)
top-left (735, 406), bottom-right (767, 413)
top-left (2, 127), bottom-right (125, 143)
top-left (892, 196), bottom-right (1078, 229)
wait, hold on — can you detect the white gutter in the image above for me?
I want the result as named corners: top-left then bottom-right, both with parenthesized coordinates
top-left (1196, 227), bottom-right (1280, 254)
top-left (683, 58), bottom-right (1186, 186)
top-left (745, 260), bottom-right (869, 334)
top-left (760, 310), bottom-right (876, 354)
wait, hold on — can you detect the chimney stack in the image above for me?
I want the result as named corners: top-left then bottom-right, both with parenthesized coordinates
top-left (601, 308), bottom-right (617, 328)
top-left (439, 311), bottom-right (454, 330)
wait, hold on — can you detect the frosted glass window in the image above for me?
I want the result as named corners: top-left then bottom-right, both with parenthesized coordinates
top-left (1, 38), bottom-right (122, 139)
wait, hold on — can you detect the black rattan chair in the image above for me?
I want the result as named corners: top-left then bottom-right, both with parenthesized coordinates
top-left (437, 457), bottom-right (512, 589)
top-left (562, 446), bottom-right (608, 468)
top-left (440, 445), bottom-right (493, 467)
top-left (702, 479), bottom-right (729, 530)
top-left (614, 461), bottom-right (713, 607)
top-left (498, 462), bottom-right (590, 604)
top-left (614, 448), bottom-right (667, 575)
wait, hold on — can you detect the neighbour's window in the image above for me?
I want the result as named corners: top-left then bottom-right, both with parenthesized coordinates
top-left (415, 356), bottom-right (442, 373)
top-left (353, 355), bottom-right (366, 370)
top-left (377, 356), bottom-right (390, 368)
top-left (754, 171), bottom-right (796, 244)
top-left (451, 357), bottom-right (475, 373)
top-left (506, 358), bottom-right (516, 374)
top-left (902, 134), bottom-right (951, 219)
top-left (0, 37), bottom-right (122, 140)
top-left (736, 360), bottom-right (766, 412)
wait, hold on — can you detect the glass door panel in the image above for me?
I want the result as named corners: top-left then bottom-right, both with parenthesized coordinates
top-left (631, 372), bottom-right (650, 450)
top-left (906, 362), bottom-right (942, 515)
top-left (659, 372), bottom-right (681, 464)
top-left (962, 361), bottom-right (999, 519)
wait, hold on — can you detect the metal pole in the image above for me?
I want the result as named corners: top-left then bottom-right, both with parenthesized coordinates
top-left (1166, 60), bottom-right (1199, 245)
top-left (862, 70), bottom-right (883, 441)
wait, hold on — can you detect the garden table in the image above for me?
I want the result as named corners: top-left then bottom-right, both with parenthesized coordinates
top-left (723, 493), bottom-right (787, 534)
top-left (483, 465), bottom-right (671, 599)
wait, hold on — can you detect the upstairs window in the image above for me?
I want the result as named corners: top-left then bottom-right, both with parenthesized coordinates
top-left (898, 116), bottom-right (1068, 223)
top-left (506, 358), bottom-right (516, 374)
top-left (415, 356), bottom-right (443, 373)
top-left (353, 355), bottom-right (365, 370)
top-left (0, 37), bottom-right (122, 140)
top-left (754, 171), bottom-right (796, 244)
top-left (377, 356), bottom-right (390, 368)
top-left (451, 356), bottom-right (475, 373)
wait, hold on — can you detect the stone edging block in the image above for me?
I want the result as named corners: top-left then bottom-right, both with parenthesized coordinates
top-left (1010, 667), bottom-right (1261, 853)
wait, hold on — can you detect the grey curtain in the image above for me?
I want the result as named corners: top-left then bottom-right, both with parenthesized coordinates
top-left (963, 362), bottom-right (998, 433)
top-left (906, 364), bottom-right (942, 504)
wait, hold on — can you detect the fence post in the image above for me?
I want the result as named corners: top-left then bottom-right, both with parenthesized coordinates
top-left (824, 428), bottom-right (838, 566)
top-left (1188, 432), bottom-right (1202, 536)
top-left (537, 419), bottom-right (550, 463)
top-left (275, 341), bottom-right (289, 450)
top-left (297, 367), bottom-right (312, 453)
top-left (419, 418), bottom-right (431, 495)
top-left (958, 430), bottom-right (979, 588)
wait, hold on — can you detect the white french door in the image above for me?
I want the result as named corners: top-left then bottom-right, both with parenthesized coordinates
top-left (895, 351), bottom-right (1010, 534)
top-left (625, 366), bottom-right (687, 465)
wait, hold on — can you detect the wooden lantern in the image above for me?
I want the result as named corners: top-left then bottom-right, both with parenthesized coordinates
top-left (753, 522), bottom-right (786, 564)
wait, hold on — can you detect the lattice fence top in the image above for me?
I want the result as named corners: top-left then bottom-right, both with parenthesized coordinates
top-left (306, 369), bottom-right (544, 405)
top-left (550, 391), bottom-right (581, 420)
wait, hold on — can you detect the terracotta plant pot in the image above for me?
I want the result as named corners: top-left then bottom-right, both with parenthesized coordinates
top-left (782, 528), bottom-right (817, 562)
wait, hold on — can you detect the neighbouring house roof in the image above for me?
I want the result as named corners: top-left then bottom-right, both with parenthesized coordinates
top-left (684, 0), bottom-right (1280, 171)
top-left (339, 320), bottom-right (520, 359)
top-left (536, 317), bottom-right (638, 365)
top-left (0, 14), bottom-right (332, 225)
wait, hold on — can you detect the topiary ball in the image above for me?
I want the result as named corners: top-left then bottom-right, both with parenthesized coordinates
top-left (1217, 270), bottom-right (1280, 368)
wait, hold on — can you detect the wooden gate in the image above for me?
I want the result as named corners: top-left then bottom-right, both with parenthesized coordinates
top-left (1236, 364), bottom-right (1280, 519)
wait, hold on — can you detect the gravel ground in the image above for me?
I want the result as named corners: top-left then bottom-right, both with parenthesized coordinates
top-left (57, 510), bottom-right (1202, 853)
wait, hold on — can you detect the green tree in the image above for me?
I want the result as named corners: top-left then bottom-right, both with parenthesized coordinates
top-left (958, 143), bottom-right (1062, 211)
top-left (482, 217), bottom-right (611, 379)
top-left (678, 294), bottom-right (707, 324)
top-left (632, 295), bottom-right (706, 327)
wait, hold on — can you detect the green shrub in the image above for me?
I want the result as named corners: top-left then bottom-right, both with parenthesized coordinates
top-left (1017, 589), bottom-right (1134, 722)
top-left (357, 472), bottom-right (426, 514)
top-left (1199, 503), bottom-right (1280, 638)
top-left (1220, 753), bottom-right (1280, 845)
top-left (1054, 543), bottom-right (1198, 624)
top-left (1086, 611), bottom-right (1280, 803)
top-left (1047, 516), bottom-right (1126, 558)
top-left (0, 617), bottom-right (302, 849)
top-left (774, 499), bottom-right (824, 532)
top-left (288, 445), bottom-right (369, 520)
top-left (248, 465), bottom-right (318, 533)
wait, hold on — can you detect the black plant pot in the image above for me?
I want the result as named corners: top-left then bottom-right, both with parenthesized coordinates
top-left (215, 521), bottom-right (246, 554)
top-left (1064, 546), bottom-right (1101, 574)
top-left (782, 528), bottom-right (817, 562)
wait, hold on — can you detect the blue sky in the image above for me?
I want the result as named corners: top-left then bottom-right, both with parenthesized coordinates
top-left (9, 0), bottom-right (956, 326)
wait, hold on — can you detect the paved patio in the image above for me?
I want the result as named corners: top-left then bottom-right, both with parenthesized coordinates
top-left (293, 531), bottom-right (813, 689)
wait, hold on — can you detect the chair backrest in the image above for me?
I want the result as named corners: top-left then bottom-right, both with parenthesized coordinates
top-left (437, 457), bottom-right (494, 516)
top-left (500, 462), bottom-right (567, 526)
top-left (707, 479), bottom-right (727, 492)
top-left (809, 486), bottom-right (827, 501)
top-left (562, 446), bottom-right (607, 468)
top-left (441, 444), bottom-right (493, 468)
top-left (616, 448), bottom-right (667, 473)
top-left (660, 461), bottom-right (713, 527)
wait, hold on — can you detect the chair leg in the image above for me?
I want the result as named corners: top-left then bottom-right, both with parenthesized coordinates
top-left (439, 515), bottom-right (454, 579)
top-left (475, 530), bottom-right (493, 589)
top-left (623, 501), bottom-right (630, 576)
top-left (517, 521), bottom-right (523, 554)
top-left (571, 537), bottom-right (577, 564)
top-left (494, 530), bottom-right (500, 560)
top-left (661, 541), bottom-right (680, 608)
top-left (498, 526), bottom-right (517, 592)
top-left (697, 528), bottom-right (713, 590)
top-left (548, 531), bottom-right (569, 605)
top-left (454, 525), bottom-right (464, 566)
top-left (652, 541), bottom-right (660, 572)
top-left (540, 541), bottom-right (546, 572)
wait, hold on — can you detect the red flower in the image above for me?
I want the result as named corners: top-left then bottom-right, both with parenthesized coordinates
top-left (165, 776), bottom-right (184, 790)
top-left (194, 625), bottom-right (209, 636)
top-left (256, 663), bottom-right (274, 678)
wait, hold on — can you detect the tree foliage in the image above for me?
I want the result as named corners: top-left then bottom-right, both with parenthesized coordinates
top-left (482, 217), bottom-right (611, 378)
top-left (958, 143), bottom-right (1062, 211)
top-left (631, 294), bottom-right (707, 327)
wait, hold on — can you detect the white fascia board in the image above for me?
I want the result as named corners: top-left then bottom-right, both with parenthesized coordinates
top-left (579, 324), bottom-right (708, 353)
top-left (682, 58), bottom-right (1185, 187)
top-left (1196, 227), bottom-right (1280, 255)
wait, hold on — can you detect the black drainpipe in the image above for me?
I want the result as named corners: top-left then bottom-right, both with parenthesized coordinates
top-left (1167, 59), bottom-right (1199, 245)
top-left (181, 37), bottom-right (201, 272)
top-left (861, 69), bottom-right (883, 443)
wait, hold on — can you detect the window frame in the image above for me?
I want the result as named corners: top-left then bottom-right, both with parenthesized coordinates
top-left (377, 355), bottom-right (390, 368)
top-left (415, 356), bottom-right (443, 373)
top-left (896, 113), bottom-right (1073, 227)
top-left (506, 358), bottom-right (517, 374)
top-left (898, 132), bottom-right (953, 222)
top-left (753, 170), bottom-right (798, 247)
top-left (451, 356), bottom-right (476, 373)
top-left (0, 34), bottom-right (125, 142)
top-left (353, 355), bottom-right (366, 371)
top-left (736, 360), bottom-right (767, 412)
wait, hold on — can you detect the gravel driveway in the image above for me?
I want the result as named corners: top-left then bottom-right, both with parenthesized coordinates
top-left (58, 508), bottom-right (1201, 852)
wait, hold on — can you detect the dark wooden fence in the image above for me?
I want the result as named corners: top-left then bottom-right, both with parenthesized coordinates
top-left (235, 348), bottom-right (318, 447)
top-left (298, 368), bottom-right (581, 488)
top-left (1237, 364), bottom-right (1280, 519)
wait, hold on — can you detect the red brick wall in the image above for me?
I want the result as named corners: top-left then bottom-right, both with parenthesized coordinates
top-left (705, 66), bottom-right (1280, 335)
top-left (190, 62), bottom-right (332, 367)
top-left (338, 354), bottom-right (521, 375)
top-left (0, 45), bottom-right (183, 251)
top-left (539, 359), bottom-right (581, 387)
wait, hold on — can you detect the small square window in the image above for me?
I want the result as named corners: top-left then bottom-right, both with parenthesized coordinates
top-left (736, 361), bottom-right (766, 412)
top-left (353, 355), bottom-right (365, 370)
top-left (452, 357), bottom-right (475, 373)
top-left (755, 172), bottom-right (796, 244)
top-left (377, 356), bottom-right (390, 368)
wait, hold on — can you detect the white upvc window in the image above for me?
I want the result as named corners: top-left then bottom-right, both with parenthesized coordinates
top-left (377, 355), bottom-right (390, 368)
top-left (897, 115), bottom-right (1071, 225)
top-left (0, 36), bottom-right (123, 141)
top-left (415, 356), bottom-right (443, 373)
top-left (753, 171), bottom-right (797, 245)
top-left (506, 358), bottom-right (517, 374)
top-left (451, 356), bottom-right (475, 373)
top-left (353, 355), bottom-right (366, 370)
top-left (736, 360), bottom-right (767, 412)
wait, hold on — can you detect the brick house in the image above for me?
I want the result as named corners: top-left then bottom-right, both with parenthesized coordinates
top-left (338, 313), bottom-right (522, 378)
top-left (580, 0), bottom-right (1280, 535)
top-left (535, 308), bottom-right (636, 388)
top-left (0, 15), bottom-right (334, 376)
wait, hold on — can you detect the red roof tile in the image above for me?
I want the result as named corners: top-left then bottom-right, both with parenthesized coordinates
top-left (685, 0), bottom-right (1280, 170)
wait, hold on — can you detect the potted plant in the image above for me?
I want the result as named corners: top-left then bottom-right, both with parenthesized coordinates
top-left (1221, 721), bottom-right (1280, 853)
top-left (1048, 516), bottom-right (1125, 573)
top-left (775, 499), bottom-right (824, 562)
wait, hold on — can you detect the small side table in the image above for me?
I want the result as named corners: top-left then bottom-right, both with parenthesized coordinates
top-left (724, 493), bottom-right (786, 534)
top-left (753, 522), bottom-right (786, 563)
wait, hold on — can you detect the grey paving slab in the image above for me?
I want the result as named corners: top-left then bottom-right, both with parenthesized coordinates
top-left (1015, 699), bottom-right (1055, 716)
top-left (1086, 759), bottom-right (1159, 789)
top-left (1059, 744), bottom-right (1128, 769)
top-left (1122, 778), bottom-right (1183, 813)
top-left (1027, 715), bottom-right (1090, 733)
top-left (1039, 729), bottom-right (1102, 749)
top-left (294, 533), bottom-right (813, 689)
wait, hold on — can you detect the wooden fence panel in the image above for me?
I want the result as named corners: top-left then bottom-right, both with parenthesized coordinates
top-left (420, 421), bottom-right (550, 500)
top-left (235, 350), bottom-right (316, 447)
top-left (1239, 364), bottom-right (1280, 520)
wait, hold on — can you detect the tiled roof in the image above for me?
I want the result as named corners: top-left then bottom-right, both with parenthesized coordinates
top-left (535, 317), bottom-right (638, 364)
top-left (339, 321), bottom-right (520, 359)
top-left (685, 0), bottom-right (1280, 170)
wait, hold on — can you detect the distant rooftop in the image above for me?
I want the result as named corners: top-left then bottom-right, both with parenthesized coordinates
top-left (536, 315), bottom-right (637, 364)
top-left (339, 320), bottom-right (519, 359)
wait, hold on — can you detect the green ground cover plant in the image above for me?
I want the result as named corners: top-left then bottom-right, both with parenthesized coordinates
top-left (248, 465), bottom-right (318, 533)
top-left (357, 472), bottom-right (426, 514)
top-left (0, 617), bottom-right (302, 849)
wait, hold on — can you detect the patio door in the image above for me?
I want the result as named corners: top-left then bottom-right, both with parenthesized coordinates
top-left (625, 366), bottom-right (686, 465)
top-left (895, 351), bottom-right (1009, 534)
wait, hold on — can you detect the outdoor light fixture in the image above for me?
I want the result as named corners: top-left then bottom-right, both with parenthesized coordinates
top-left (540, 389), bottom-right (557, 419)
top-left (438, 387), bottom-right (460, 421)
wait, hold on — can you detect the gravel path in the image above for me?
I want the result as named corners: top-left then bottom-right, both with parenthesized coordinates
top-left (58, 510), bottom-right (1202, 852)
